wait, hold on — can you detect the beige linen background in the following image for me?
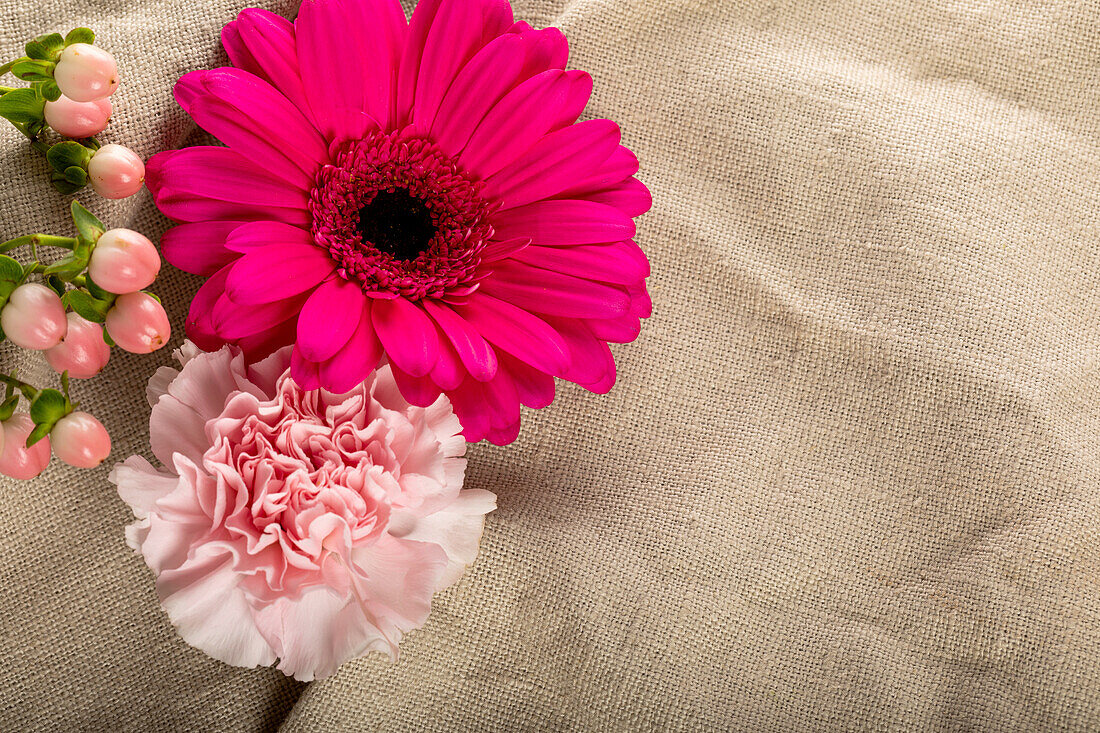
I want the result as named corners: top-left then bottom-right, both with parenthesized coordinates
top-left (1, 0), bottom-right (1098, 730)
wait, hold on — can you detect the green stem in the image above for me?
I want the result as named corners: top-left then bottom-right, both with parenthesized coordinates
top-left (0, 234), bottom-right (76, 254)
top-left (0, 373), bottom-right (38, 399)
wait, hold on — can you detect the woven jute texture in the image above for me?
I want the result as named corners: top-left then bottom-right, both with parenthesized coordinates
top-left (1, 0), bottom-right (1098, 731)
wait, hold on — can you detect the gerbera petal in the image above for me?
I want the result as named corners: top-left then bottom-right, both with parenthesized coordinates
top-left (221, 9), bottom-right (312, 120)
top-left (556, 146), bottom-right (640, 198)
top-left (544, 317), bottom-right (610, 386)
top-left (343, 0), bottom-right (407, 128)
top-left (237, 318), bottom-right (298, 361)
top-left (224, 221), bottom-right (313, 254)
top-left (460, 69), bottom-right (588, 180)
top-left (522, 27), bottom-right (568, 75)
top-left (579, 347), bottom-right (617, 394)
top-left (479, 236), bottom-right (530, 263)
top-left (226, 243), bottom-right (335, 305)
top-left (584, 177), bottom-right (653, 218)
top-left (186, 265), bottom-right (232, 352)
top-left (296, 278), bottom-right (365, 362)
top-left (627, 280), bottom-right (653, 318)
top-left (430, 33), bottom-right (527, 157)
top-left (481, 261), bottom-right (630, 319)
top-left (319, 304), bottom-right (384, 393)
top-left (491, 199), bottom-right (635, 246)
top-left (372, 298), bottom-right (440, 378)
top-left (160, 221), bottom-right (244, 276)
top-left (447, 377), bottom-right (490, 443)
top-left (509, 242), bottom-right (648, 285)
top-left (177, 69), bottom-right (328, 183)
top-left (395, 0), bottom-right (443, 127)
top-left (498, 353), bottom-right (555, 409)
top-left (482, 369), bottom-right (520, 430)
top-left (213, 293), bottom-right (307, 340)
top-left (413, 0), bottom-right (493, 131)
top-left (391, 365), bottom-right (444, 408)
top-left (291, 348), bottom-right (323, 390)
top-left (428, 334), bottom-right (466, 391)
top-left (586, 314), bottom-right (642, 344)
top-left (298, 0), bottom-right (405, 137)
top-left (422, 300), bottom-right (497, 382)
top-left (450, 293), bottom-right (568, 374)
top-left (146, 148), bottom-right (311, 225)
top-left (482, 119), bottom-right (620, 209)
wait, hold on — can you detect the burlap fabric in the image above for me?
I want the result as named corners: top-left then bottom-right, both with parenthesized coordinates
top-left (1, 0), bottom-right (1097, 730)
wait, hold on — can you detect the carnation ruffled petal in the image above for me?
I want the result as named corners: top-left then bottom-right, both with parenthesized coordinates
top-left (114, 345), bottom-right (492, 679)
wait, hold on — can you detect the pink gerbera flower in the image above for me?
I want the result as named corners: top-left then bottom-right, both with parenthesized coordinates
top-left (147, 0), bottom-right (651, 445)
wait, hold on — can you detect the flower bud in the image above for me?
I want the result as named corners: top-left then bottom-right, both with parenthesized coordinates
top-left (0, 282), bottom-right (68, 350)
top-left (88, 229), bottom-right (161, 294)
top-left (54, 43), bottom-right (119, 102)
top-left (88, 144), bottom-right (145, 199)
top-left (50, 410), bottom-right (111, 468)
top-left (0, 413), bottom-right (51, 479)
top-left (105, 291), bottom-right (170, 353)
top-left (44, 312), bottom-right (111, 378)
top-left (43, 95), bottom-right (112, 138)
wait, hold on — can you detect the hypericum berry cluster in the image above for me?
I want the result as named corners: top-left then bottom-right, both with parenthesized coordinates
top-left (0, 28), bottom-right (144, 198)
top-left (0, 201), bottom-right (170, 480)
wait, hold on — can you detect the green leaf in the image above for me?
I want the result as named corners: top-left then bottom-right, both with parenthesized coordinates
top-left (44, 255), bottom-right (84, 280)
top-left (45, 274), bottom-right (66, 295)
top-left (38, 80), bottom-right (61, 102)
top-left (0, 88), bottom-right (45, 125)
top-left (46, 141), bottom-right (92, 174)
top-left (70, 200), bottom-right (105, 244)
top-left (63, 165), bottom-right (88, 186)
top-left (101, 327), bottom-right (114, 347)
top-left (63, 289), bottom-right (111, 322)
top-left (25, 422), bottom-right (52, 448)
top-left (24, 41), bottom-right (49, 61)
top-left (11, 58), bottom-right (54, 82)
top-left (51, 176), bottom-right (83, 196)
top-left (0, 395), bottom-right (18, 422)
top-left (29, 387), bottom-right (69, 427)
top-left (65, 28), bottom-right (95, 46)
top-left (84, 276), bottom-right (113, 301)
top-left (144, 291), bottom-right (162, 304)
top-left (60, 371), bottom-right (70, 398)
top-left (0, 255), bottom-right (22, 283)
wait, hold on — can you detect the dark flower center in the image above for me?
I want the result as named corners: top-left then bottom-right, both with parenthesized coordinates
top-left (356, 190), bottom-right (437, 262)
top-left (310, 130), bottom-right (494, 300)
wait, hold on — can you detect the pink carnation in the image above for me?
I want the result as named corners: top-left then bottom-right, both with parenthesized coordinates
top-left (147, 0), bottom-right (651, 445)
top-left (111, 343), bottom-right (494, 681)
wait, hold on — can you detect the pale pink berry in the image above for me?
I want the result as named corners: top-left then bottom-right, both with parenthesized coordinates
top-left (0, 413), bottom-right (51, 479)
top-left (88, 144), bottom-right (145, 199)
top-left (54, 43), bottom-right (119, 102)
top-left (88, 228), bottom-right (161, 294)
top-left (0, 282), bottom-right (68, 350)
top-left (44, 312), bottom-right (111, 378)
top-left (43, 95), bottom-right (112, 138)
top-left (50, 410), bottom-right (111, 468)
top-left (105, 291), bottom-right (170, 353)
